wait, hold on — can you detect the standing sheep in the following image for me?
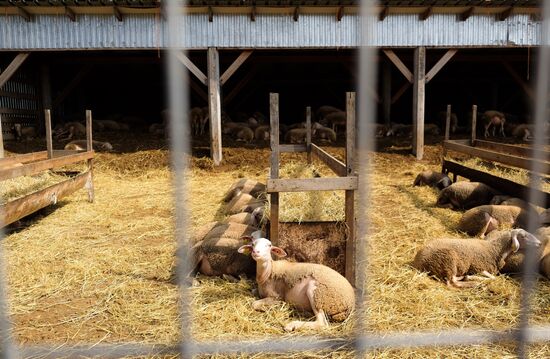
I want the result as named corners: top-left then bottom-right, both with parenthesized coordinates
top-left (457, 205), bottom-right (535, 237)
top-left (482, 110), bottom-right (506, 138)
top-left (413, 170), bottom-right (452, 190)
top-left (436, 182), bottom-right (500, 210)
top-left (237, 237), bottom-right (355, 331)
top-left (411, 229), bottom-right (540, 288)
top-left (223, 179), bottom-right (266, 202)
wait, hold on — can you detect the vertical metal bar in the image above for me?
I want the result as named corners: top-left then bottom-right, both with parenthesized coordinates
top-left (166, 1), bottom-right (192, 358)
top-left (306, 106), bottom-right (311, 164)
top-left (471, 104), bottom-right (477, 146)
top-left (270, 93), bottom-right (280, 245)
top-left (45, 109), bottom-right (53, 159)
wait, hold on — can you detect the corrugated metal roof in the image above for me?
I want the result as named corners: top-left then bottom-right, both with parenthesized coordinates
top-left (0, 13), bottom-right (541, 49)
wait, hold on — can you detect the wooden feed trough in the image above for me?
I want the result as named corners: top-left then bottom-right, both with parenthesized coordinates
top-left (267, 92), bottom-right (358, 285)
top-left (442, 104), bottom-right (550, 208)
top-left (0, 109), bottom-right (95, 228)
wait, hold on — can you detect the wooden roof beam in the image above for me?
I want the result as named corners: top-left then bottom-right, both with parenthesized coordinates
top-left (251, 5), bottom-right (256, 21)
top-left (425, 49), bottom-right (458, 83)
top-left (383, 49), bottom-right (413, 83)
top-left (16, 7), bottom-right (31, 22)
top-left (220, 50), bottom-right (253, 86)
top-left (420, 6), bottom-right (433, 21)
top-left (208, 6), bottom-right (213, 22)
top-left (293, 6), bottom-right (299, 22)
top-left (379, 6), bottom-right (389, 21)
top-left (337, 6), bottom-right (344, 21)
top-left (459, 6), bottom-right (474, 21)
top-left (0, 53), bottom-right (30, 89)
top-left (113, 6), bottom-right (123, 22)
top-left (176, 51), bottom-right (207, 86)
top-left (65, 6), bottom-right (76, 22)
top-left (498, 7), bottom-right (513, 21)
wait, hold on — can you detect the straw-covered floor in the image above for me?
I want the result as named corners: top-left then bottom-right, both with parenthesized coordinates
top-left (2, 145), bottom-right (550, 358)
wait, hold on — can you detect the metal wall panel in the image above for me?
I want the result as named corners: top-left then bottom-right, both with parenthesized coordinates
top-left (0, 13), bottom-right (542, 50)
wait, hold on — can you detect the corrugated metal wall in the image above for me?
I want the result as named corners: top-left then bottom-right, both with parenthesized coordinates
top-left (0, 13), bottom-right (541, 50)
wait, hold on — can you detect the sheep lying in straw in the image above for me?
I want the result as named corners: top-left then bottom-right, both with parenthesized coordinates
top-left (64, 140), bottom-right (113, 152)
top-left (225, 207), bottom-right (265, 227)
top-left (493, 228), bottom-right (549, 274)
top-left (223, 179), bottom-right (266, 203)
top-left (413, 170), bottom-right (452, 190)
top-left (12, 123), bottom-right (37, 141)
top-left (412, 229), bottom-right (540, 288)
top-left (537, 227), bottom-right (550, 279)
top-left (436, 182), bottom-right (499, 210)
top-left (457, 205), bottom-right (535, 237)
top-left (238, 237), bottom-right (355, 331)
top-left (226, 191), bottom-right (266, 215)
top-left (54, 122), bottom-right (86, 141)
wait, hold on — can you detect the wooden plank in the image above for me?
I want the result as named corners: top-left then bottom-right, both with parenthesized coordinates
top-left (0, 151), bottom-right (47, 167)
top-left (425, 49), bottom-right (458, 83)
top-left (459, 6), bottom-right (475, 21)
top-left (383, 50), bottom-right (413, 83)
top-left (337, 6), bottom-right (344, 21)
top-left (474, 139), bottom-right (550, 161)
top-left (0, 171), bottom-right (91, 228)
top-left (207, 48), bottom-right (222, 166)
top-left (471, 104), bottom-right (477, 145)
top-left (0, 151), bottom-right (94, 181)
top-left (279, 144), bottom-right (307, 153)
top-left (443, 160), bottom-right (550, 208)
top-left (412, 47), bottom-right (426, 160)
top-left (444, 104), bottom-right (451, 141)
top-left (391, 82), bottom-right (411, 105)
top-left (501, 61), bottom-right (534, 99)
top-left (270, 92), bottom-right (280, 245)
top-left (52, 65), bottom-right (93, 109)
top-left (267, 177), bottom-right (358, 193)
top-left (65, 6), bottom-right (76, 21)
top-left (16, 7), bottom-right (31, 22)
top-left (220, 50), bottom-right (253, 86)
top-left (113, 6), bottom-right (123, 21)
top-left (498, 7), bottom-right (513, 21)
top-left (45, 109), bottom-right (53, 159)
top-left (346, 92), bottom-right (355, 176)
top-left (52, 150), bottom-right (80, 157)
top-left (311, 144), bottom-right (347, 177)
top-left (443, 140), bottom-right (550, 174)
top-left (0, 53), bottom-right (30, 89)
top-left (176, 51), bottom-right (207, 86)
top-left (419, 6), bottom-right (433, 21)
top-left (85, 110), bottom-right (94, 203)
top-left (379, 6), bottom-right (389, 21)
top-left (306, 106), bottom-right (312, 164)
top-left (86, 110), bottom-right (93, 152)
top-left (224, 66), bottom-right (258, 105)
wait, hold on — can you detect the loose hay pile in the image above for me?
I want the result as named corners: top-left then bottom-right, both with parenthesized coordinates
top-left (2, 145), bottom-right (550, 358)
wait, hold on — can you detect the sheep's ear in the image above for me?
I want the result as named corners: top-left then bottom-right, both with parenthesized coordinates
top-left (511, 235), bottom-right (521, 253)
top-left (238, 245), bottom-right (253, 255)
top-left (271, 246), bottom-right (287, 258)
top-left (240, 235), bottom-right (254, 243)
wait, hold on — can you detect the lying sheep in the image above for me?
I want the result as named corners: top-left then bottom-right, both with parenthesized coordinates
top-left (412, 228), bottom-right (540, 288)
top-left (284, 128), bottom-right (313, 144)
top-left (457, 205), bottom-right (534, 237)
top-left (413, 170), bottom-right (451, 190)
top-left (540, 209), bottom-right (550, 226)
top-left (225, 191), bottom-right (265, 215)
top-left (222, 121), bottom-right (249, 135)
top-left (12, 123), bottom-right (37, 141)
top-left (225, 207), bottom-right (265, 227)
top-left (313, 125), bottom-right (337, 143)
top-left (537, 227), bottom-right (550, 279)
top-left (54, 122), bottom-right (87, 140)
top-left (489, 195), bottom-right (537, 212)
top-left (254, 125), bottom-right (270, 142)
top-left (234, 127), bottom-right (254, 143)
top-left (316, 105), bottom-right (341, 125)
top-left (238, 237), bottom-right (355, 331)
top-left (192, 236), bottom-right (256, 277)
top-left (436, 182), bottom-right (500, 210)
top-left (490, 228), bottom-right (548, 274)
top-left (192, 221), bottom-right (224, 244)
top-left (203, 222), bottom-right (262, 242)
top-left (386, 123), bottom-right (412, 137)
top-left (223, 179), bottom-right (266, 202)
top-left (482, 110), bottom-right (506, 138)
top-left (95, 119), bottom-right (129, 131)
top-left (64, 140), bottom-right (113, 152)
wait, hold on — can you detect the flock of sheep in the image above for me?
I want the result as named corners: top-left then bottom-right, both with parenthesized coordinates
top-left (190, 178), bottom-right (355, 332)
top-left (411, 170), bottom-right (550, 288)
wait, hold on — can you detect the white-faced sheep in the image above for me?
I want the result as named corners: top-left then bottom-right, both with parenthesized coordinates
top-left (413, 170), bottom-right (452, 190)
top-left (436, 182), bottom-right (500, 210)
top-left (488, 228), bottom-right (548, 274)
top-left (64, 140), bottom-right (113, 152)
top-left (223, 179), bottom-right (266, 203)
top-left (192, 236), bottom-right (256, 277)
top-left (237, 237), bottom-right (355, 331)
top-left (482, 110), bottom-right (506, 138)
top-left (457, 205), bottom-right (535, 237)
top-left (225, 191), bottom-right (266, 215)
top-left (412, 228), bottom-right (540, 288)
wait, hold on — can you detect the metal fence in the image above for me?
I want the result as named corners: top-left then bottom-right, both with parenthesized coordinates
top-left (1, 0), bottom-right (550, 357)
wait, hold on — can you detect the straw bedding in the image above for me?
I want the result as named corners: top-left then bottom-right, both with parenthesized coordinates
top-left (2, 145), bottom-right (550, 358)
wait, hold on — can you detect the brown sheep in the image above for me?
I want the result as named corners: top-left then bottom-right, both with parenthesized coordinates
top-left (436, 182), bottom-right (500, 210)
top-left (482, 110), bottom-right (506, 138)
top-left (457, 205), bottom-right (535, 237)
top-left (413, 170), bottom-right (452, 190)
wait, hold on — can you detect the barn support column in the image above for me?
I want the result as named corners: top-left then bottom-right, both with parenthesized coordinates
top-left (382, 60), bottom-right (392, 127)
top-left (207, 48), bottom-right (222, 165)
top-left (412, 46), bottom-right (426, 160)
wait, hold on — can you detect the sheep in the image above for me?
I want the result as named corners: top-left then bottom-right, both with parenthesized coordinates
top-left (424, 123), bottom-right (440, 136)
top-left (192, 236), bottom-right (256, 278)
top-left (489, 228), bottom-right (548, 274)
top-left (540, 209), bottom-right (550, 226)
top-left (64, 140), bottom-right (113, 152)
top-left (436, 182), bottom-right (500, 210)
top-left (437, 111), bottom-right (458, 134)
top-left (368, 123), bottom-right (387, 138)
top-left (203, 222), bottom-right (263, 242)
top-left (481, 110), bottom-right (506, 138)
top-left (95, 120), bottom-right (129, 131)
top-left (324, 111), bottom-right (346, 134)
top-left (284, 128), bottom-right (314, 144)
top-left (234, 126), bottom-right (254, 143)
top-left (411, 228), bottom-right (540, 288)
top-left (53, 122), bottom-right (86, 140)
top-left (225, 191), bottom-right (266, 215)
top-left (413, 170), bottom-right (452, 190)
top-left (316, 105), bottom-right (342, 125)
top-left (222, 121), bottom-right (249, 135)
top-left (313, 125), bottom-right (337, 143)
top-left (489, 195), bottom-right (537, 212)
top-left (254, 125), bottom-right (270, 142)
top-left (12, 123), bottom-right (36, 141)
top-left (537, 227), bottom-right (550, 279)
top-left (190, 107), bottom-right (208, 136)
top-left (225, 207), bottom-right (265, 227)
top-left (192, 221), bottom-right (224, 244)
top-left (457, 205), bottom-right (535, 237)
top-left (223, 178), bottom-right (266, 203)
top-left (237, 237), bottom-right (355, 331)
top-left (385, 123), bottom-right (412, 137)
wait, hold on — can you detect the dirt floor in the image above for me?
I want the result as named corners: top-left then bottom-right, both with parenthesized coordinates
top-left (2, 133), bottom-right (550, 358)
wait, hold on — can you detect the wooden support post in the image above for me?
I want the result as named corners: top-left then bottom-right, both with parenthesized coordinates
top-left (270, 93), bottom-right (280, 245)
top-left (412, 47), bottom-right (426, 160)
top-left (40, 65), bottom-right (52, 132)
top-left (382, 60), bottom-right (392, 127)
top-left (45, 109), bottom-right (53, 159)
top-left (442, 104), bottom-right (451, 164)
top-left (345, 92), bottom-right (356, 286)
top-left (85, 110), bottom-right (94, 203)
top-left (207, 48), bottom-right (222, 166)
top-left (0, 114), bottom-right (4, 159)
top-left (471, 104), bottom-right (477, 146)
top-left (306, 106), bottom-right (312, 164)
top-left (0, 52), bottom-right (30, 89)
